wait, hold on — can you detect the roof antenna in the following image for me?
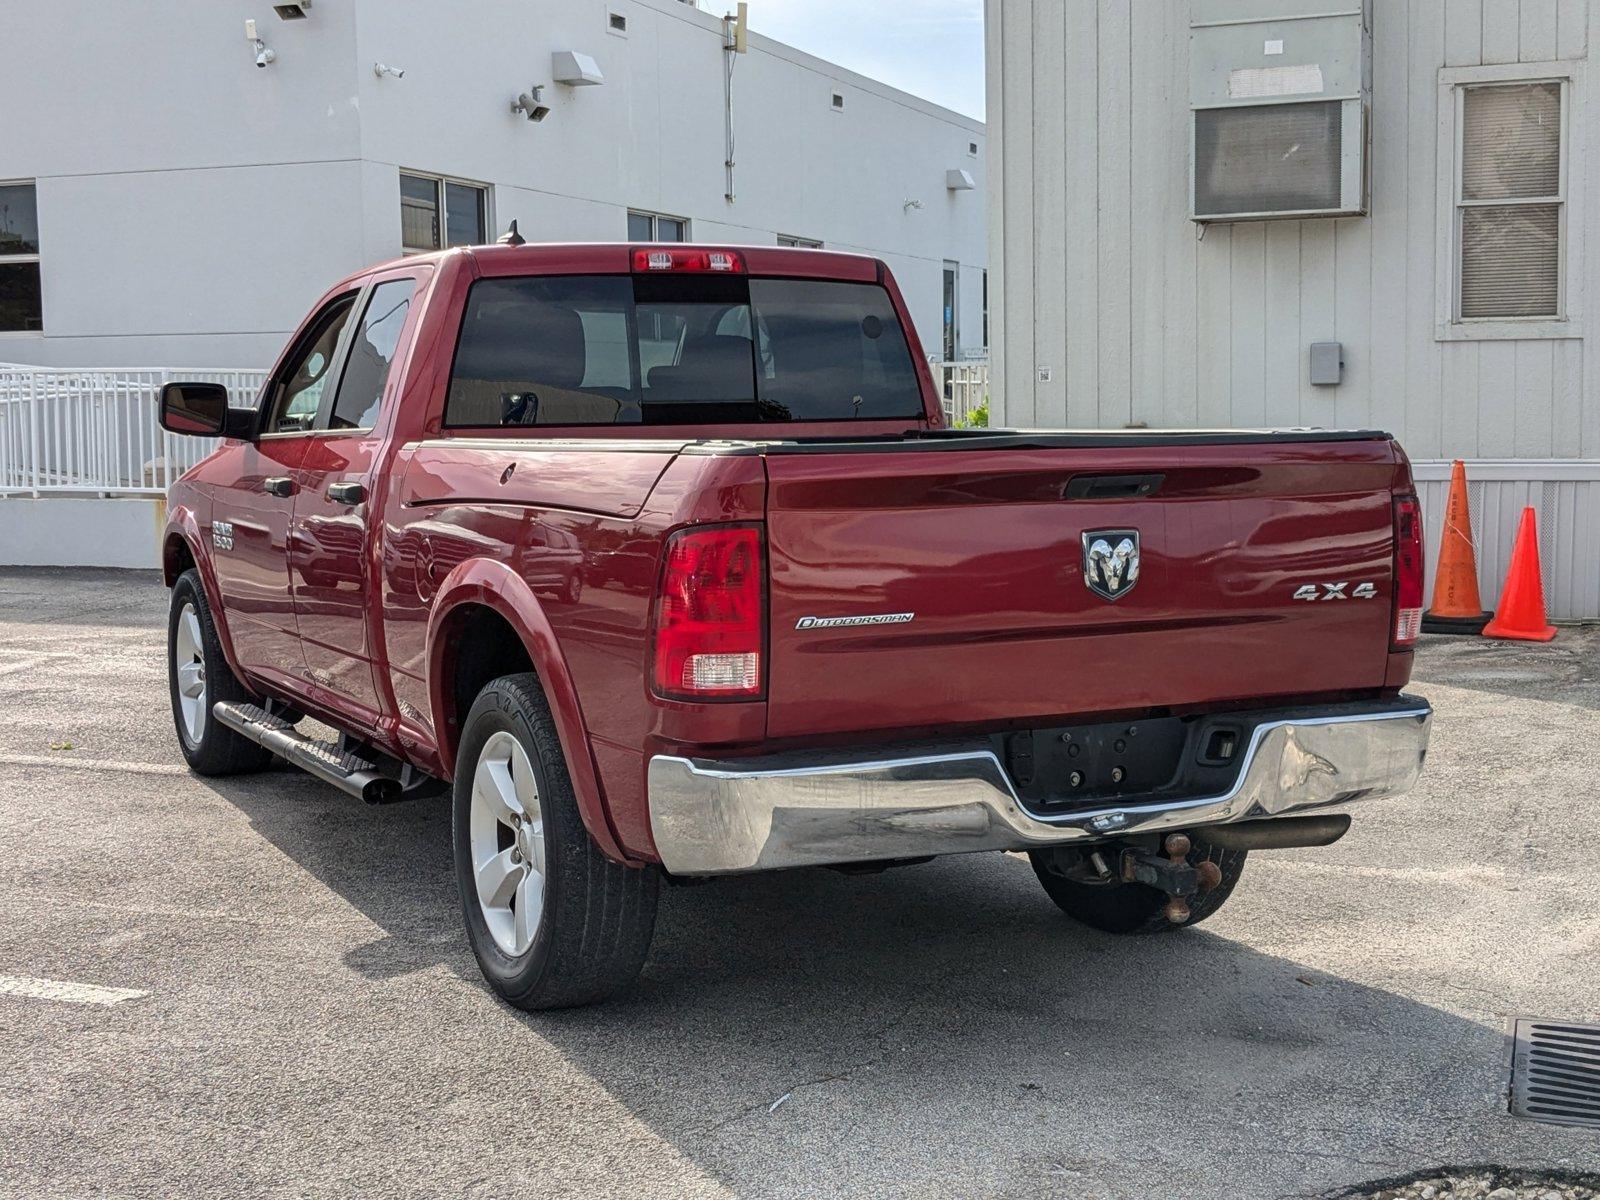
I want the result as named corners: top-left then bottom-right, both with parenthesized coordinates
top-left (497, 220), bottom-right (526, 246)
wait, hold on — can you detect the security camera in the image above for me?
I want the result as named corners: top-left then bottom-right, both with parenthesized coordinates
top-left (511, 86), bottom-right (550, 122)
top-left (245, 21), bottom-right (276, 67)
top-left (243, 21), bottom-right (275, 66)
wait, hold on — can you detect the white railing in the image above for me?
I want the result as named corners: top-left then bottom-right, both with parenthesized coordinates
top-left (929, 359), bottom-right (990, 426)
top-left (0, 367), bottom-right (267, 496)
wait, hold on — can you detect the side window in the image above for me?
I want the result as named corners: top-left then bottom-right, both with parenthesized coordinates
top-left (326, 278), bottom-right (417, 430)
top-left (265, 295), bottom-right (357, 434)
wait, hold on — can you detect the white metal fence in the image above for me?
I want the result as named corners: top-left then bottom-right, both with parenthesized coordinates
top-left (0, 366), bottom-right (267, 496)
top-left (929, 359), bottom-right (990, 426)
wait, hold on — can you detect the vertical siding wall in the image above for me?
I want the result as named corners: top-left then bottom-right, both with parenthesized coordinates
top-left (986, 0), bottom-right (1600, 618)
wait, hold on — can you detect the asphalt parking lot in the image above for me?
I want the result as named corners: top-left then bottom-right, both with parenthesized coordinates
top-left (1, 567), bottom-right (1597, 1200)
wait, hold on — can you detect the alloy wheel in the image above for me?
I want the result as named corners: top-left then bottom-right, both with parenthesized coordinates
top-left (469, 731), bottom-right (547, 957)
top-left (174, 602), bottom-right (207, 746)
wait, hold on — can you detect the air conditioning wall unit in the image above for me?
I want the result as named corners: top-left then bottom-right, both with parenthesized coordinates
top-left (1189, 0), bottom-right (1371, 223)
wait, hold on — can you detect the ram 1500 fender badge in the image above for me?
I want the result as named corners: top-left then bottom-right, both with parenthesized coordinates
top-left (795, 612), bottom-right (915, 631)
top-left (212, 521), bottom-right (235, 552)
top-left (1082, 530), bottom-right (1140, 601)
top-left (1293, 582), bottom-right (1379, 601)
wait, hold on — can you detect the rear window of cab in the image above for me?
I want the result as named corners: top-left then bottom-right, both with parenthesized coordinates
top-left (444, 274), bottom-right (923, 426)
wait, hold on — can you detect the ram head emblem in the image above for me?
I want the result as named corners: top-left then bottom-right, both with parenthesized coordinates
top-left (1082, 530), bottom-right (1141, 602)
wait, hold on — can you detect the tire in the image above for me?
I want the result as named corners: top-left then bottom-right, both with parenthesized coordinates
top-left (168, 569), bottom-right (275, 777)
top-left (1030, 836), bottom-right (1248, 935)
top-left (452, 673), bottom-right (659, 1010)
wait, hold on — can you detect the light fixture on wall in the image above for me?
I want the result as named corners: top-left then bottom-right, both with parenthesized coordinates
top-left (273, 1), bottom-right (312, 18)
top-left (946, 169), bottom-right (976, 192)
top-left (373, 62), bottom-right (405, 79)
top-left (244, 19), bottom-right (276, 67)
top-left (511, 85), bottom-right (551, 122)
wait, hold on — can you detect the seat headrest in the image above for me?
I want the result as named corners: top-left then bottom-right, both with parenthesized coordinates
top-left (456, 303), bottom-right (586, 389)
top-left (646, 334), bottom-right (754, 402)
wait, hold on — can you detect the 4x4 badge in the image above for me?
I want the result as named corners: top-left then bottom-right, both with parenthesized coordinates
top-left (1083, 530), bottom-right (1140, 601)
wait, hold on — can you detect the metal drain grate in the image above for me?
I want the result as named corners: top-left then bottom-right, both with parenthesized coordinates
top-left (1509, 1017), bottom-right (1600, 1129)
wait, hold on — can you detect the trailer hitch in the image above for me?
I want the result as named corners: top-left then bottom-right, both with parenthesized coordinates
top-left (1120, 833), bottom-right (1223, 924)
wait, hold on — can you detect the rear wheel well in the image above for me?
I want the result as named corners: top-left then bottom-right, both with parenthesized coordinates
top-left (439, 604), bottom-right (537, 765)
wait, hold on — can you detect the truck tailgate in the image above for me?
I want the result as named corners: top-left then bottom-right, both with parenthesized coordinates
top-left (763, 437), bottom-right (1401, 739)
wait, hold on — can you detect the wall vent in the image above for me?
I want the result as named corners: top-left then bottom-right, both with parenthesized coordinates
top-left (1190, 0), bottom-right (1371, 222)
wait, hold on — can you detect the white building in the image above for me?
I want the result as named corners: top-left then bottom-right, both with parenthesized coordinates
top-left (986, 0), bottom-right (1600, 619)
top-left (0, 0), bottom-right (987, 370)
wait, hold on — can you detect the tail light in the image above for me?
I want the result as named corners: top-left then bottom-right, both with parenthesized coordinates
top-left (1392, 494), bottom-right (1424, 647)
top-left (631, 247), bottom-right (745, 274)
top-left (651, 525), bottom-right (764, 700)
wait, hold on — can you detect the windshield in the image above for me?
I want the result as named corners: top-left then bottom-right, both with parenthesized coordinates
top-left (445, 274), bottom-right (923, 426)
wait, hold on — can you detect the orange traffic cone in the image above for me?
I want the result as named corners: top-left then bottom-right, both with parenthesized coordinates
top-left (1423, 460), bottom-right (1492, 633)
top-left (1482, 507), bottom-right (1557, 642)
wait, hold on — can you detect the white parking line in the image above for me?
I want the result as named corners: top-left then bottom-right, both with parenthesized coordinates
top-left (0, 974), bottom-right (148, 1006)
top-left (0, 753), bottom-right (188, 777)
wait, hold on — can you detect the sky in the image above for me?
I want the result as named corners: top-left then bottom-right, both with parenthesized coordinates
top-left (744, 0), bottom-right (986, 121)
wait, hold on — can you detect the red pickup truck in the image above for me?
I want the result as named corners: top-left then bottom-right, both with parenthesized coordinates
top-left (159, 243), bottom-right (1432, 1009)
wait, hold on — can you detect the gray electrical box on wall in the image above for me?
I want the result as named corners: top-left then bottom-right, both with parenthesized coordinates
top-left (1190, 0), bottom-right (1371, 222)
top-left (1309, 341), bottom-right (1344, 386)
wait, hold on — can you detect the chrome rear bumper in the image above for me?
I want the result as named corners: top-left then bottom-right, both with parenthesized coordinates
top-left (646, 698), bottom-right (1431, 875)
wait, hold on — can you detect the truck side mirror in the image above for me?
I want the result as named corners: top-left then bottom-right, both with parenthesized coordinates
top-left (159, 382), bottom-right (256, 440)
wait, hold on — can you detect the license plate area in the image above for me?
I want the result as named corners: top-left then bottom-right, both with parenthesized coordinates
top-left (994, 715), bottom-right (1250, 816)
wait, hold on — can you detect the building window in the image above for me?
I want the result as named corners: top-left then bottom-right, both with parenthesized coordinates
top-left (777, 234), bottom-right (823, 249)
top-left (941, 261), bottom-right (959, 361)
top-left (831, 93), bottom-right (845, 111)
top-left (0, 182), bottom-right (42, 333)
top-left (400, 172), bottom-right (489, 253)
top-left (981, 269), bottom-right (989, 351)
top-left (1457, 80), bottom-right (1563, 320)
top-left (607, 10), bottom-right (627, 34)
top-left (627, 211), bottom-right (688, 242)
top-left (1438, 66), bottom-right (1577, 340)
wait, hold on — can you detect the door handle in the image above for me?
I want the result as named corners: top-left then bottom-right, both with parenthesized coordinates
top-left (327, 481), bottom-right (367, 505)
top-left (263, 476), bottom-right (295, 498)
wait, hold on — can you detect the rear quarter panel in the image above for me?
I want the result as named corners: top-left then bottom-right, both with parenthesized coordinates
top-left (380, 444), bottom-right (767, 861)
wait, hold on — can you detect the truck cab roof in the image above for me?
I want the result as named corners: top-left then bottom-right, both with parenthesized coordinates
top-left (344, 242), bottom-right (888, 289)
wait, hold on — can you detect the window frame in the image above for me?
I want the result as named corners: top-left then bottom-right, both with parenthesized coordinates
top-left (777, 234), bottom-right (823, 249)
top-left (1435, 61), bottom-right (1584, 341)
top-left (399, 170), bottom-right (492, 255)
top-left (0, 179), bottom-right (43, 336)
